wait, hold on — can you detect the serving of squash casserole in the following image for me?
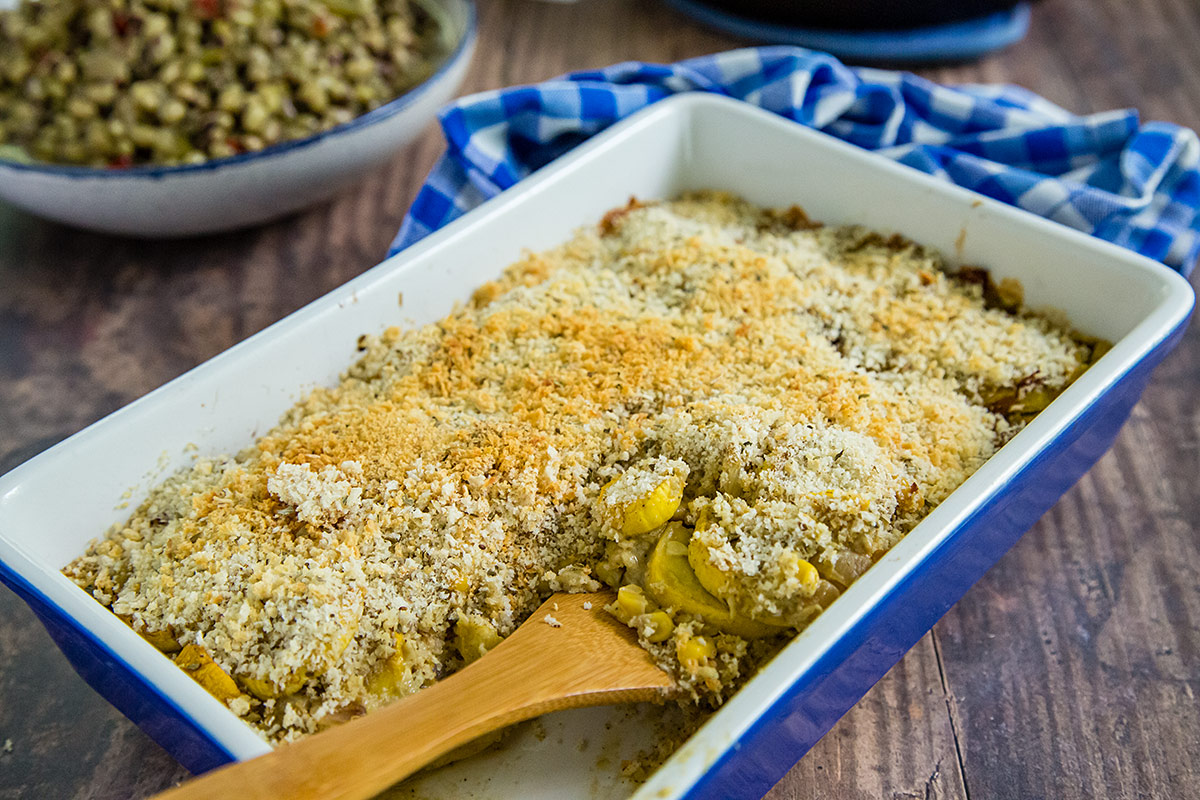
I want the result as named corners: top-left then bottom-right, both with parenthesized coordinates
top-left (64, 192), bottom-right (1102, 743)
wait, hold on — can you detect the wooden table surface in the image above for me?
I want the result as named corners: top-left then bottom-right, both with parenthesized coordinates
top-left (2, 1), bottom-right (1198, 797)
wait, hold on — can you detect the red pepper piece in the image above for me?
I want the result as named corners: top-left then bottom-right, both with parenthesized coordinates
top-left (193, 0), bottom-right (221, 21)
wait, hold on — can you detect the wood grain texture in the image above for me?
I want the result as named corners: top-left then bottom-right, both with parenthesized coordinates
top-left (1, 1), bottom-right (1198, 798)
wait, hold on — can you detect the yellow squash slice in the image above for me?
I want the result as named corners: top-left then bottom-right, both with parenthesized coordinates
top-left (645, 522), bottom-right (780, 639)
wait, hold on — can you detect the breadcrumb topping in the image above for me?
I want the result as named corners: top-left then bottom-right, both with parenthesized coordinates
top-left (64, 192), bottom-right (1092, 742)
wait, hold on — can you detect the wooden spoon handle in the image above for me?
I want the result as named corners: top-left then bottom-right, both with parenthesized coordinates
top-left (154, 640), bottom-right (561, 799)
top-left (153, 593), bottom-right (670, 800)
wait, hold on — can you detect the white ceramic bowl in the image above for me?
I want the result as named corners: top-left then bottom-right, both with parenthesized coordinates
top-left (0, 0), bottom-right (476, 237)
top-left (0, 94), bottom-right (1192, 799)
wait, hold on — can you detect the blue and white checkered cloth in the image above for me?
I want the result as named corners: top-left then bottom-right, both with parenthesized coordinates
top-left (391, 47), bottom-right (1200, 276)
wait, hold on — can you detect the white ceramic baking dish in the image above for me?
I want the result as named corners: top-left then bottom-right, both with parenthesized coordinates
top-left (0, 93), bottom-right (1192, 800)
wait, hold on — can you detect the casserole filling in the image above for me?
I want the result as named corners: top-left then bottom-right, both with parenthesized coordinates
top-left (65, 192), bottom-right (1102, 742)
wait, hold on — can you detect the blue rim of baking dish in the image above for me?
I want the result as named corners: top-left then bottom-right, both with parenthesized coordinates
top-left (0, 0), bottom-right (476, 180)
top-left (663, 0), bottom-right (1031, 63)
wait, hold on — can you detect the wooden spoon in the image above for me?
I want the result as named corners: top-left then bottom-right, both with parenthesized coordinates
top-left (153, 591), bottom-right (675, 800)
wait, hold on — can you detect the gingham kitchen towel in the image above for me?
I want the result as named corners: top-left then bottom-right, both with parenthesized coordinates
top-left (391, 46), bottom-right (1200, 275)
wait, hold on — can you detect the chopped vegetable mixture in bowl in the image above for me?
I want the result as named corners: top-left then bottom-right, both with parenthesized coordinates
top-left (0, 0), bottom-right (475, 235)
top-left (0, 0), bottom-right (450, 167)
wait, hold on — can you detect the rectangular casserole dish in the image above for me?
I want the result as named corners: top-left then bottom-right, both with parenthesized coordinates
top-left (0, 93), bottom-right (1192, 800)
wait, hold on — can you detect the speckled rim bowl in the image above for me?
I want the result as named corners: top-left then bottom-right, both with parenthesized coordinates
top-left (0, 0), bottom-right (476, 237)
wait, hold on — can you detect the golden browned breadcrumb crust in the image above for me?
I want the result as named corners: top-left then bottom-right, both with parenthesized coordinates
top-left (64, 191), bottom-right (1094, 743)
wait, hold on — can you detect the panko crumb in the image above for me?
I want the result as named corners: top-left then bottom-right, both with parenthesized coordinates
top-left (543, 615), bottom-right (562, 628)
top-left (63, 191), bottom-right (1095, 746)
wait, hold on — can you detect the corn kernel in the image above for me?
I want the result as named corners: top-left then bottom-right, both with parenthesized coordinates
top-left (616, 584), bottom-right (651, 618)
top-left (451, 569), bottom-right (470, 594)
top-left (676, 635), bottom-right (716, 665)
top-left (642, 610), bottom-right (675, 643)
top-left (780, 551), bottom-right (819, 592)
